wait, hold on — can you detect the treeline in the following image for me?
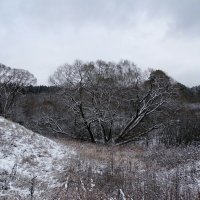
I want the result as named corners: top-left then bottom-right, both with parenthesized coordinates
top-left (22, 85), bottom-right (59, 94)
top-left (1, 60), bottom-right (200, 146)
top-left (22, 82), bottom-right (200, 102)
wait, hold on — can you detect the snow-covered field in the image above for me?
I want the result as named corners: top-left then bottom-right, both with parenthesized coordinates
top-left (0, 117), bottom-right (76, 199)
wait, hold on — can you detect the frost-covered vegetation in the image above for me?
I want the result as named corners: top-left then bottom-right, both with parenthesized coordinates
top-left (0, 117), bottom-right (76, 199)
top-left (0, 117), bottom-right (200, 199)
top-left (3, 60), bottom-right (200, 146)
top-left (1, 61), bottom-right (200, 199)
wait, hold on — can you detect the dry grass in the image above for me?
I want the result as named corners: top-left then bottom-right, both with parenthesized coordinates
top-left (46, 138), bottom-right (200, 200)
top-left (55, 137), bottom-right (144, 162)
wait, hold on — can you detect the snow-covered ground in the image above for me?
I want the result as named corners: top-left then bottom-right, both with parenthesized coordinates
top-left (1, 116), bottom-right (200, 199)
top-left (0, 117), bottom-right (76, 199)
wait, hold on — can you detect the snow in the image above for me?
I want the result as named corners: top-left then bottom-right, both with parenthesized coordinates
top-left (0, 117), bottom-right (76, 198)
top-left (1, 116), bottom-right (200, 199)
top-left (119, 189), bottom-right (126, 200)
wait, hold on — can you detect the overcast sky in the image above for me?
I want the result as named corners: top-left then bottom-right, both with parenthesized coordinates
top-left (0, 0), bottom-right (200, 86)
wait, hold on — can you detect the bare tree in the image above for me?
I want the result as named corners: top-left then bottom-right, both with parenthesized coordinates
top-left (114, 70), bottom-right (178, 144)
top-left (49, 60), bottom-right (177, 145)
top-left (0, 63), bottom-right (37, 117)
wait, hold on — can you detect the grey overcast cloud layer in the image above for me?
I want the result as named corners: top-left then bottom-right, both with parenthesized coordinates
top-left (0, 0), bottom-right (200, 86)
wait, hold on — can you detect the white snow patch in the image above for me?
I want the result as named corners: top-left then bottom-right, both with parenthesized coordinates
top-left (0, 117), bottom-right (76, 198)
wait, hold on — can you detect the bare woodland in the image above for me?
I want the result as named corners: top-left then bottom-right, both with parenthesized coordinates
top-left (48, 60), bottom-right (180, 145)
top-left (0, 61), bottom-right (200, 199)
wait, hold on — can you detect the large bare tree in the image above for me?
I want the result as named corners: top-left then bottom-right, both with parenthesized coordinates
top-left (49, 60), bottom-right (177, 145)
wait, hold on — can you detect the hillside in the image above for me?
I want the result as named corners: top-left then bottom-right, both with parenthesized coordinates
top-left (1, 117), bottom-right (200, 199)
top-left (0, 117), bottom-right (76, 199)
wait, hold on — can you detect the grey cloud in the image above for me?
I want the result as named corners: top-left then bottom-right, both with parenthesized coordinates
top-left (0, 0), bottom-right (147, 32)
top-left (1, 0), bottom-right (200, 34)
top-left (143, 0), bottom-right (200, 35)
top-left (0, 0), bottom-right (200, 86)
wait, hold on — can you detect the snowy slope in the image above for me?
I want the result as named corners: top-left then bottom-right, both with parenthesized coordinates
top-left (0, 117), bottom-right (76, 199)
top-left (1, 116), bottom-right (200, 199)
